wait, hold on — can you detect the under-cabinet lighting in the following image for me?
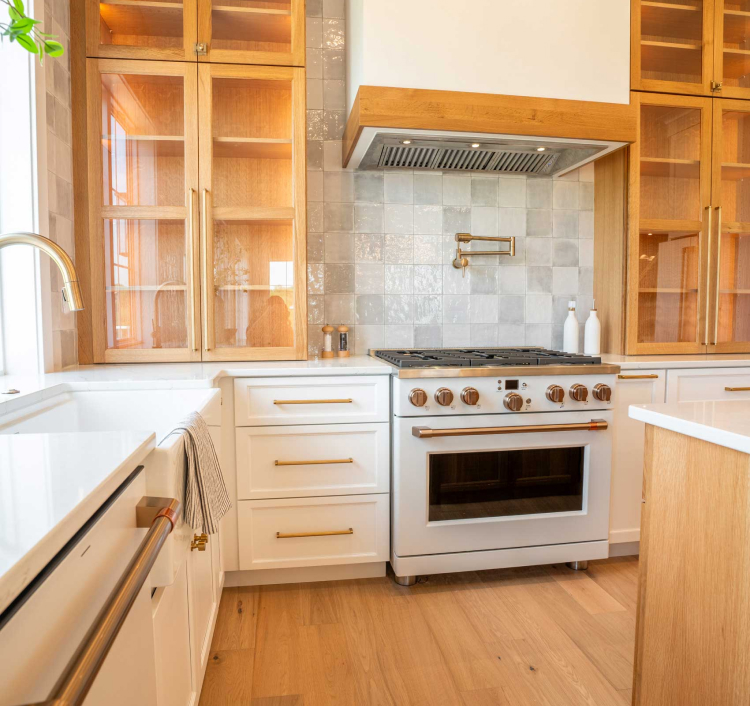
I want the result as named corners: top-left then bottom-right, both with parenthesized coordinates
top-left (401, 140), bottom-right (412, 145)
top-left (471, 143), bottom-right (481, 148)
top-left (537, 147), bottom-right (546, 152)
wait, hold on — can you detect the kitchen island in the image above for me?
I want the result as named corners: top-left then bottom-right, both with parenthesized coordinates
top-left (628, 400), bottom-right (750, 706)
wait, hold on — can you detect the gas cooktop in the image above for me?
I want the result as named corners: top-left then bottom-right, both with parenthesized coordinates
top-left (372, 347), bottom-right (603, 369)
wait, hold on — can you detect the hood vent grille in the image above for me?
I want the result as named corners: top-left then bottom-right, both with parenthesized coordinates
top-left (377, 143), bottom-right (559, 174)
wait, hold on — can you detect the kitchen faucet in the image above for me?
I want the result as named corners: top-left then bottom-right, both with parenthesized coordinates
top-left (0, 231), bottom-right (84, 311)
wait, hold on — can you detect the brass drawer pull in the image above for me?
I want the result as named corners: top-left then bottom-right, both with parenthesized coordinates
top-left (412, 420), bottom-right (608, 439)
top-left (276, 528), bottom-right (353, 539)
top-left (190, 533), bottom-right (208, 551)
top-left (273, 398), bottom-right (353, 405)
top-left (725, 387), bottom-right (750, 392)
top-left (274, 458), bottom-right (353, 466)
top-left (617, 374), bottom-right (659, 380)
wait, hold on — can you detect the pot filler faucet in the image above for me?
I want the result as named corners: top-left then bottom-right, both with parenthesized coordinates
top-left (0, 231), bottom-right (84, 311)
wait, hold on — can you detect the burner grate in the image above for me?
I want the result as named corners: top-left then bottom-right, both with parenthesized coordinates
top-left (372, 348), bottom-right (602, 368)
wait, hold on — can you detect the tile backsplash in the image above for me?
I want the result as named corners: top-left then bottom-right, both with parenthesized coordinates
top-left (305, 0), bottom-right (595, 357)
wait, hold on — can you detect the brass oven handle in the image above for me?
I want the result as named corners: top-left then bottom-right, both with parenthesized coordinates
top-left (187, 187), bottom-right (198, 351)
top-left (703, 205), bottom-right (712, 346)
top-left (712, 206), bottom-right (722, 345)
top-left (275, 458), bottom-right (353, 466)
top-left (276, 528), bottom-right (353, 539)
top-left (617, 374), bottom-right (659, 380)
top-left (412, 420), bottom-right (608, 438)
top-left (201, 188), bottom-right (211, 351)
top-left (725, 387), bottom-right (750, 392)
top-left (273, 398), bottom-right (353, 404)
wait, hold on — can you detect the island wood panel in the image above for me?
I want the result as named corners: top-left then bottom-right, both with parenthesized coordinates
top-left (342, 86), bottom-right (638, 168)
top-left (634, 425), bottom-right (750, 706)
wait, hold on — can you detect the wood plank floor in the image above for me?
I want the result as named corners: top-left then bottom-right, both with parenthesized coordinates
top-left (200, 557), bottom-right (638, 706)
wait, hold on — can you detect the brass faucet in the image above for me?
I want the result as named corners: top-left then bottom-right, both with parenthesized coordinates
top-left (0, 231), bottom-right (84, 311)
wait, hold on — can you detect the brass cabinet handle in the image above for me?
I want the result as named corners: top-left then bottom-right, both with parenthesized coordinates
top-left (274, 458), bottom-right (353, 466)
top-left (273, 398), bottom-right (353, 405)
top-left (276, 528), bottom-right (353, 539)
top-left (713, 206), bottom-right (722, 345)
top-left (725, 387), bottom-right (750, 392)
top-left (190, 533), bottom-right (208, 551)
top-left (703, 205), bottom-right (712, 346)
top-left (187, 187), bottom-right (198, 351)
top-left (617, 374), bottom-right (659, 380)
top-left (200, 188), bottom-right (211, 351)
top-left (412, 420), bottom-right (608, 439)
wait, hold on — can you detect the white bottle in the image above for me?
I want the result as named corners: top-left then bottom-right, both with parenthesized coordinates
top-left (563, 300), bottom-right (579, 354)
top-left (584, 301), bottom-right (601, 356)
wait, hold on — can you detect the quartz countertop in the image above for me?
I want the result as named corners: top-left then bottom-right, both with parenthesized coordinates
top-left (603, 353), bottom-right (750, 370)
top-left (0, 431), bottom-right (155, 614)
top-left (629, 400), bottom-right (750, 455)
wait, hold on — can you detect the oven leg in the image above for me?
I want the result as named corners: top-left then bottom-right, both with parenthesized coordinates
top-left (565, 560), bottom-right (589, 571)
top-left (394, 574), bottom-right (417, 586)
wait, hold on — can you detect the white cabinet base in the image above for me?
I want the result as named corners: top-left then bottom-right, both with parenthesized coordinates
top-left (224, 561), bottom-right (385, 587)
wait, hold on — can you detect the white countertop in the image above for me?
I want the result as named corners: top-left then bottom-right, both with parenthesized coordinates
top-left (603, 353), bottom-right (750, 370)
top-left (0, 431), bottom-right (155, 614)
top-left (629, 400), bottom-right (750, 455)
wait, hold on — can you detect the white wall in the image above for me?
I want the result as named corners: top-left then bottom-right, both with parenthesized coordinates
top-left (346, 0), bottom-right (630, 114)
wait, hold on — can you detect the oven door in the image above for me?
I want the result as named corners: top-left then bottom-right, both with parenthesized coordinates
top-left (392, 410), bottom-right (613, 557)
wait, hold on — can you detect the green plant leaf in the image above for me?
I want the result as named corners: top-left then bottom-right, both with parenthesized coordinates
top-left (10, 17), bottom-right (34, 32)
top-left (15, 32), bottom-right (37, 52)
top-left (8, 7), bottom-right (21, 21)
top-left (13, 0), bottom-right (25, 14)
top-left (43, 38), bottom-right (63, 56)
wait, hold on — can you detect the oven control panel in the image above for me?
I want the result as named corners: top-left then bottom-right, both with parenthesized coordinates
top-left (393, 375), bottom-right (617, 417)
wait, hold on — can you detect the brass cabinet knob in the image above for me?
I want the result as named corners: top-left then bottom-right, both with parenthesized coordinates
top-left (503, 392), bottom-right (524, 412)
top-left (191, 533), bottom-right (208, 552)
top-left (408, 388), bottom-right (428, 407)
top-left (460, 387), bottom-right (480, 405)
top-left (569, 384), bottom-right (589, 402)
top-left (434, 387), bottom-right (454, 406)
top-left (546, 385), bottom-right (565, 404)
top-left (592, 383), bottom-right (612, 402)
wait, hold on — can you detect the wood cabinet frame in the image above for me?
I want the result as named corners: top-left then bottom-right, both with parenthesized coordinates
top-left (86, 59), bottom-right (202, 363)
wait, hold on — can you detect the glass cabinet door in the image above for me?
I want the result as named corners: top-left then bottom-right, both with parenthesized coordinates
top-left (197, 0), bottom-right (304, 66)
top-left (198, 64), bottom-right (306, 360)
top-left (88, 60), bottom-right (201, 362)
top-left (87, 0), bottom-right (197, 60)
top-left (633, 0), bottom-right (712, 95)
top-left (628, 93), bottom-right (713, 353)
top-left (709, 100), bottom-right (750, 351)
top-left (715, 0), bottom-right (750, 98)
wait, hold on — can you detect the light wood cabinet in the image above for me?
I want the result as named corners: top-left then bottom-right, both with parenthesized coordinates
top-left (87, 0), bottom-right (304, 66)
top-left (84, 60), bottom-right (306, 362)
top-left (632, 0), bottom-right (750, 100)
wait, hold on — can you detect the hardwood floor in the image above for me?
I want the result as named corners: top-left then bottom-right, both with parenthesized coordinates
top-left (200, 557), bottom-right (638, 706)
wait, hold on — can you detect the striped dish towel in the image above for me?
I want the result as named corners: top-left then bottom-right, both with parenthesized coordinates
top-left (169, 411), bottom-right (231, 535)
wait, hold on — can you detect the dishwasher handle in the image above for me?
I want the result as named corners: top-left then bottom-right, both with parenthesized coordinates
top-left (412, 420), bottom-right (609, 438)
top-left (20, 496), bottom-right (182, 706)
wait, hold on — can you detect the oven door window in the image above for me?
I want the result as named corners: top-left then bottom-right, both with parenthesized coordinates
top-left (428, 447), bottom-right (585, 521)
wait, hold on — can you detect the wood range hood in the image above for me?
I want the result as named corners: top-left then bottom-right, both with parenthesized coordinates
top-left (342, 85), bottom-right (637, 178)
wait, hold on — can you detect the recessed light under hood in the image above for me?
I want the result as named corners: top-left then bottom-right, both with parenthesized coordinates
top-left (350, 129), bottom-right (624, 178)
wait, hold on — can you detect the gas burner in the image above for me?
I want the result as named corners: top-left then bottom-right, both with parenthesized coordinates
top-left (373, 348), bottom-right (602, 369)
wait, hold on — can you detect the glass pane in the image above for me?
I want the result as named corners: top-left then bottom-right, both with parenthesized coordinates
top-left (640, 104), bottom-right (702, 221)
top-left (211, 77), bottom-right (292, 209)
top-left (717, 230), bottom-right (750, 344)
top-left (104, 219), bottom-right (189, 350)
top-left (101, 74), bottom-right (185, 207)
top-left (719, 111), bottom-right (750, 223)
top-left (211, 0), bottom-right (291, 55)
top-left (637, 230), bottom-right (700, 344)
top-left (722, 1), bottom-right (750, 89)
top-left (213, 219), bottom-right (295, 348)
top-left (99, 0), bottom-right (184, 51)
top-left (640, 0), bottom-right (703, 85)
top-left (428, 448), bottom-right (585, 522)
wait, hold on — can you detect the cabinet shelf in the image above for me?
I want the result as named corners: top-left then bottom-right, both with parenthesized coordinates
top-left (215, 284), bottom-right (292, 291)
top-left (641, 157), bottom-right (701, 178)
top-left (641, 40), bottom-right (702, 77)
top-left (106, 284), bottom-right (187, 292)
top-left (212, 137), bottom-right (292, 159)
top-left (723, 9), bottom-right (750, 45)
top-left (642, 2), bottom-right (702, 41)
top-left (722, 48), bottom-right (750, 79)
top-left (639, 288), bottom-right (699, 294)
top-left (721, 162), bottom-right (750, 179)
top-left (102, 134), bottom-right (184, 157)
top-left (211, 5), bottom-right (291, 44)
top-left (100, 0), bottom-right (184, 39)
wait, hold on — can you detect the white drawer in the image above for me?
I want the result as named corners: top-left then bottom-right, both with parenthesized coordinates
top-left (666, 367), bottom-right (750, 403)
top-left (237, 494), bottom-right (389, 570)
top-left (234, 375), bottom-right (390, 426)
top-left (236, 423), bottom-right (389, 500)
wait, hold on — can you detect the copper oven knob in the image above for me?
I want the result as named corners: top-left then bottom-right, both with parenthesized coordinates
top-left (408, 388), bottom-right (428, 407)
top-left (569, 384), bottom-right (589, 402)
top-left (593, 383), bottom-right (612, 402)
top-left (434, 387), bottom-right (454, 406)
top-left (503, 392), bottom-right (524, 412)
top-left (460, 387), bottom-right (480, 405)
top-left (546, 385), bottom-right (565, 404)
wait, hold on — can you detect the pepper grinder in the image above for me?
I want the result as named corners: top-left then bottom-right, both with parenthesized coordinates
top-left (321, 324), bottom-right (334, 359)
top-left (337, 325), bottom-right (350, 357)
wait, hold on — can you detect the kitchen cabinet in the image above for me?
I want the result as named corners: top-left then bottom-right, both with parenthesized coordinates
top-left (666, 365), bottom-right (750, 400)
top-left (610, 371), bottom-right (666, 545)
top-left (86, 0), bottom-right (305, 66)
top-left (632, 0), bottom-right (750, 100)
top-left (84, 59), bottom-right (306, 362)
